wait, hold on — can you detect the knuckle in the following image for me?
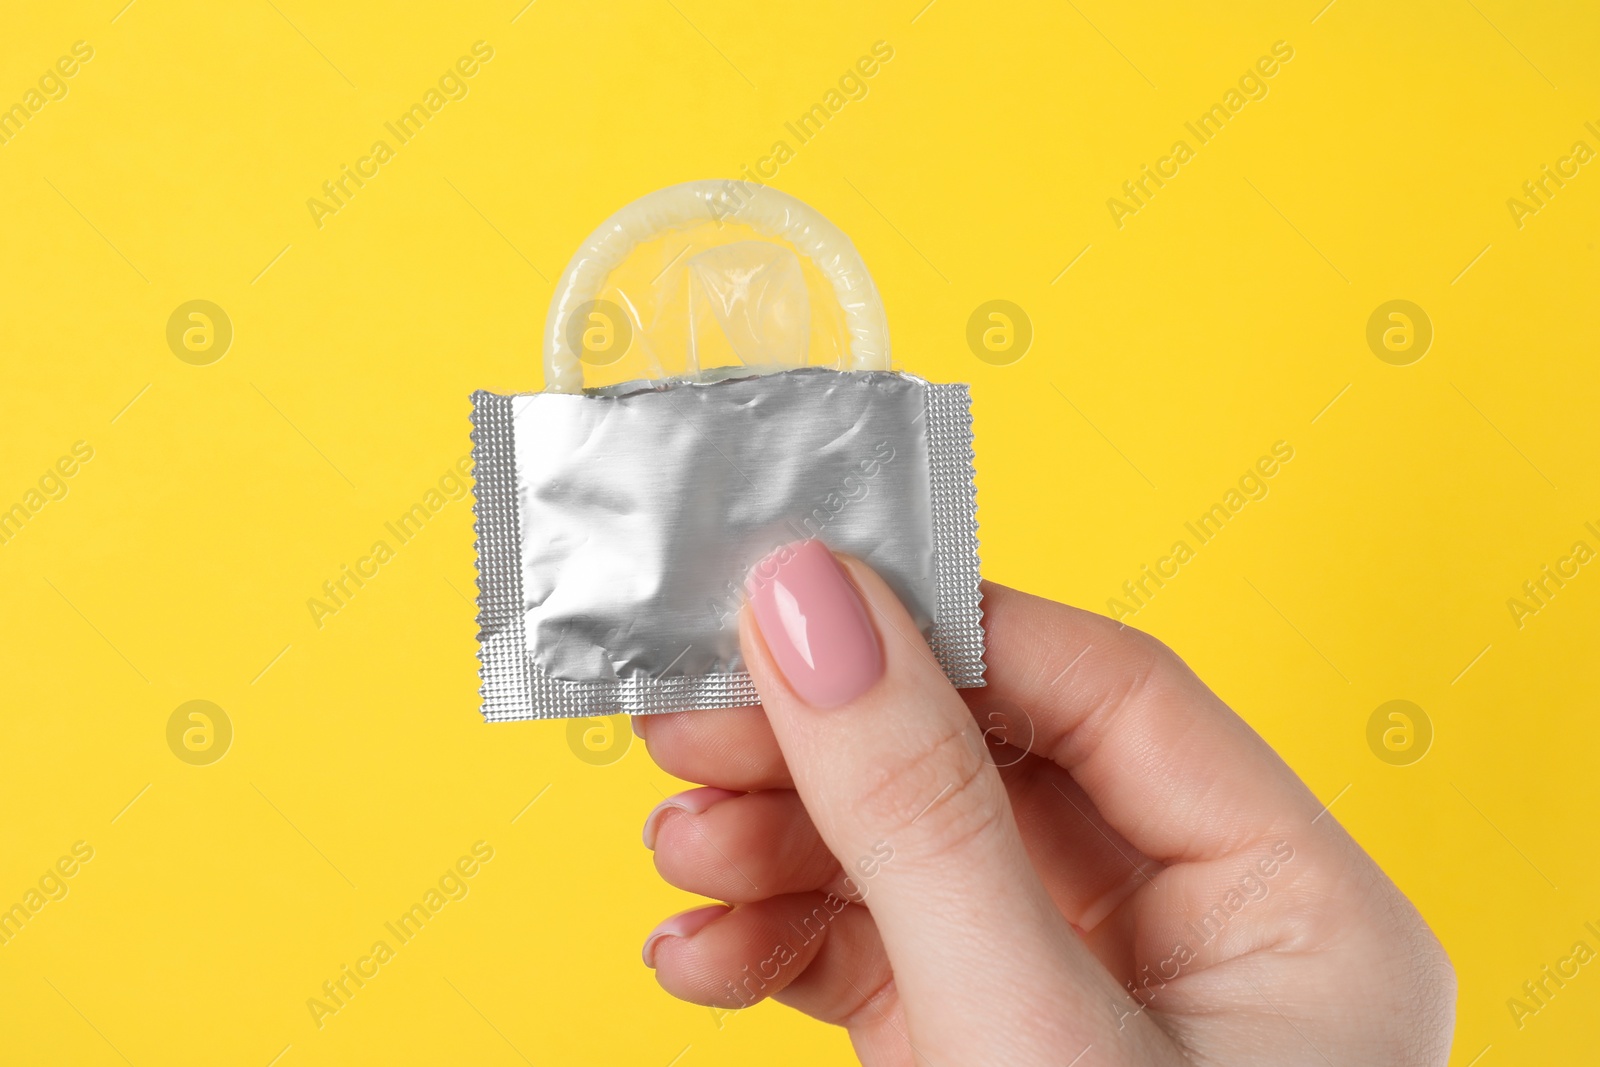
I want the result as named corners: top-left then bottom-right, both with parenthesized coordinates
top-left (851, 720), bottom-right (1008, 860)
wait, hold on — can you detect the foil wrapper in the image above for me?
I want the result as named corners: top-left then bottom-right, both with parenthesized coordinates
top-left (471, 367), bottom-right (983, 721)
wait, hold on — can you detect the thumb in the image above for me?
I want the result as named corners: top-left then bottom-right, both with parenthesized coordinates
top-left (740, 541), bottom-right (1156, 1063)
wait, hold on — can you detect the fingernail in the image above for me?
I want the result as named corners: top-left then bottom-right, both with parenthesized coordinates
top-left (631, 715), bottom-right (650, 739)
top-left (642, 904), bottom-right (730, 969)
top-left (746, 540), bottom-right (882, 708)
top-left (642, 786), bottom-right (744, 850)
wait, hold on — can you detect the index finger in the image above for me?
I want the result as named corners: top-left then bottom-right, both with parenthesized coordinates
top-left (971, 581), bottom-right (1324, 865)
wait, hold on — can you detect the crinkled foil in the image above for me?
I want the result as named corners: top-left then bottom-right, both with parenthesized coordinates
top-left (471, 367), bottom-right (983, 721)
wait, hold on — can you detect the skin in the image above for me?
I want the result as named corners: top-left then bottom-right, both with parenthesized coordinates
top-left (635, 565), bottom-right (1457, 1067)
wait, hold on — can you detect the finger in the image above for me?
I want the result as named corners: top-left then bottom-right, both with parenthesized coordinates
top-left (638, 699), bottom-right (1158, 936)
top-left (645, 787), bottom-right (841, 903)
top-left (1000, 753), bottom-right (1162, 934)
top-left (771, 904), bottom-right (917, 1067)
top-left (633, 706), bottom-right (791, 790)
top-left (644, 892), bottom-right (842, 1009)
top-left (974, 581), bottom-right (1324, 864)
top-left (646, 893), bottom-right (917, 1067)
top-left (769, 900), bottom-right (892, 1022)
top-left (970, 700), bottom-right (1163, 935)
top-left (740, 541), bottom-right (1171, 1062)
top-left (630, 669), bottom-right (1156, 929)
top-left (642, 765), bottom-right (1159, 945)
top-left (644, 889), bottom-right (913, 1067)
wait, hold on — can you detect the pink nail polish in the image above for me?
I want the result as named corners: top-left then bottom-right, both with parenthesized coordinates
top-left (746, 540), bottom-right (882, 708)
top-left (642, 786), bottom-right (744, 850)
top-left (641, 904), bottom-right (730, 969)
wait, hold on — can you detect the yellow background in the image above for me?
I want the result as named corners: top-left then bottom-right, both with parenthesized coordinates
top-left (2, 1), bottom-right (1596, 1063)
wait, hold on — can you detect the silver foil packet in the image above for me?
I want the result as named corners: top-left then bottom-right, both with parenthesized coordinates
top-left (470, 367), bottom-right (984, 721)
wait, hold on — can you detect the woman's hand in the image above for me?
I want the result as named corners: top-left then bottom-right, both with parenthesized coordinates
top-left (634, 541), bottom-right (1455, 1066)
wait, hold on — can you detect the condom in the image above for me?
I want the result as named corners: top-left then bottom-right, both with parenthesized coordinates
top-left (471, 181), bottom-right (983, 720)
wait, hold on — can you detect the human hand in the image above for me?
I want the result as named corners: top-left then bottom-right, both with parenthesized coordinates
top-left (634, 540), bottom-right (1455, 1066)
